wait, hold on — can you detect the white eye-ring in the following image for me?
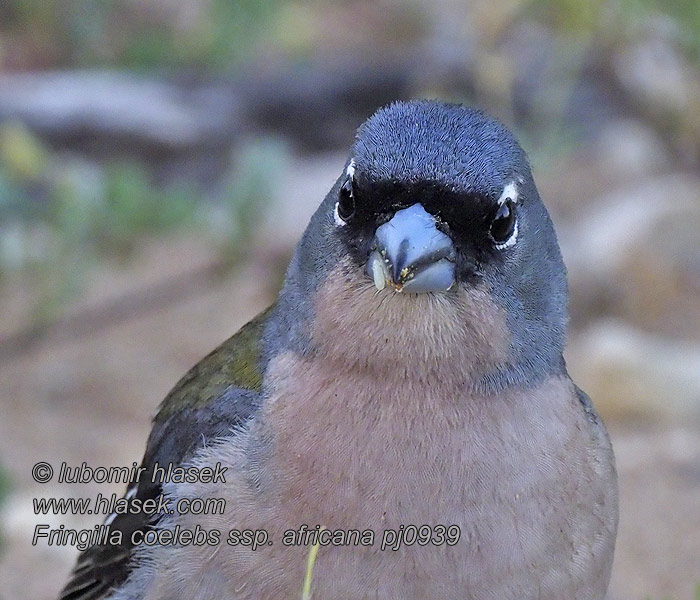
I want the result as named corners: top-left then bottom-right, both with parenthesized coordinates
top-left (334, 160), bottom-right (356, 226)
top-left (494, 217), bottom-right (518, 249)
top-left (491, 181), bottom-right (519, 249)
top-left (333, 202), bottom-right (347, 226)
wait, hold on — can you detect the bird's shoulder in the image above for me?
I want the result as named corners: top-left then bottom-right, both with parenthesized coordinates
top-left (58, 304), bottom-right (274, 600)
top-left (155, 303), bottom-right (272, 420)
top-left (572, 382), bottom-right (601, 426)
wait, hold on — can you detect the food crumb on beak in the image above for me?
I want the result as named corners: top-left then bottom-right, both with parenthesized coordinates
top-left (369, 251), bottom-right (389, 291)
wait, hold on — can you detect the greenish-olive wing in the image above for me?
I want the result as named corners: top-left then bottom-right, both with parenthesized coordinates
top-left (59, 306), bottom-right (273, 600)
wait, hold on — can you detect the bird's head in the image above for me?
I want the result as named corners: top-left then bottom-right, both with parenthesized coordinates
top-left (274, 101), bottom-right (568, 388)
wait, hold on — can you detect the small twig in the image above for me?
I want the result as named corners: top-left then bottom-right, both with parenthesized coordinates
top-left (301, 526), bottom-right (325, 600)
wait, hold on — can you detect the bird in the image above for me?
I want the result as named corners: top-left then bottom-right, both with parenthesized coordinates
top-left (59, 100), bottom-right (618, 600)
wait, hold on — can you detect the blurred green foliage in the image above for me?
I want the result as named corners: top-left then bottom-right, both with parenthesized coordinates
top-left (0, 0), bottom-right (280, 70)
top-left (1, 0), bottom-right (698, 71)
top-left (0, 121), bottom-right (286, 326)
top-left (621, 0), bottom-right (700, 57)
top-left (528, 0), bottom-right (700, 57)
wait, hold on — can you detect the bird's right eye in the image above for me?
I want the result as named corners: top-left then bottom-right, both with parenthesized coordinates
top-left (490, 199), bottom-right (517, 248)
top-left (335, 178), bottom-right (356, 223)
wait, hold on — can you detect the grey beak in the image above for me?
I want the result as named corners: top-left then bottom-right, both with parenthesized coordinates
top-left (366, 203), bottom-right (456, 293)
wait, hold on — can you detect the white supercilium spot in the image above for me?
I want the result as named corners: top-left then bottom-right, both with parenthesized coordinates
top-left (334, 159), bottom-right (356, 227)
top-left (497, 181), bottom-right (519, 205)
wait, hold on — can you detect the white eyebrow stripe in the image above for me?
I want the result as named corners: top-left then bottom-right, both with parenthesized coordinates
top-left (346, 159), bottom-right (356, 179)
top-left (497, 181), bottom-right (519, 205)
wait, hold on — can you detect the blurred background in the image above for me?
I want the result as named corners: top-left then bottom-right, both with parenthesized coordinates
top-left (0, 0), bottom-right (699, 598)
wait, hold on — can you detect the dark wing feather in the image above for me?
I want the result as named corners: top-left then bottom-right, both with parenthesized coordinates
top-left (58, 306), bottom-right (273, 600)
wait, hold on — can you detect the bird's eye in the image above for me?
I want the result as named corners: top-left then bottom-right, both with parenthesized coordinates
top-left (335, 177), bottom-right (356, 223)
top-left (490, 199), bottom-right (517, 247)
